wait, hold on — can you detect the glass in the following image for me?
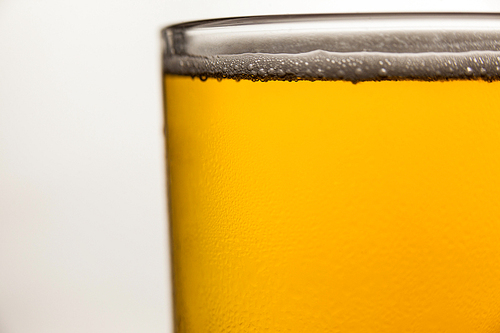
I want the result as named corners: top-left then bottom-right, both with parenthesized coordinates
top-left (162, 14), bottom-right (500, 333)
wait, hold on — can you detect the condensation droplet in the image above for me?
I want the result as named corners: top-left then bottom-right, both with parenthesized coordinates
top-left (466, 67), bottom-right (474, 75)
top-left (379, 68), bottom-right (388, 76)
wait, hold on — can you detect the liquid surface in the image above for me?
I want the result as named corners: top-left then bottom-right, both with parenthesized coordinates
top-left (165, 75), bottom-right (500, 332)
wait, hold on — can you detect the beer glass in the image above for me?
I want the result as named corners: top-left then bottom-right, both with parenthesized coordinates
top-left (162, 14), bottom-right (500, 332)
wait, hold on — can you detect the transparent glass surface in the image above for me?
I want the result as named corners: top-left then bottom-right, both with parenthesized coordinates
top-left (163, 13), bottom-right (500, 333)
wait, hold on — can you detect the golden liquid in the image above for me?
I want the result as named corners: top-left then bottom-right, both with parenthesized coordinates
top-left (165, 75), bottom-right (500, 333)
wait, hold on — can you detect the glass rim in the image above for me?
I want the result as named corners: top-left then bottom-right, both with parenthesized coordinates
top-left (163, 12), bottom-right (500, 31)
top-left (162, 13), bottom-right (500, 82)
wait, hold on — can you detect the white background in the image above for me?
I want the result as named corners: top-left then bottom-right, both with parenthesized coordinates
top-left (1, 1), bottom-right (499, 332)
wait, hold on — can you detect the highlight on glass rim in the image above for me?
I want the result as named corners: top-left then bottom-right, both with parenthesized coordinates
top-left (163, 13), bottom-right (500, 333)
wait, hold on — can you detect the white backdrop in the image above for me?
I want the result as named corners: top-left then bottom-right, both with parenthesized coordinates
top-left (1, 1), bottom-right (499, 332)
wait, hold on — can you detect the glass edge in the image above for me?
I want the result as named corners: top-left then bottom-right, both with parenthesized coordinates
top-left (161, 12), bottom-right (500, 33)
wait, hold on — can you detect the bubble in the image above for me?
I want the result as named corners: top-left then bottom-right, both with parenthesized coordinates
top-left (379, 60), bottom-right (384, 66)
top-left (480, 68), bottom-right (487, 75)
top-left (247, 63), bottom-right (254, 70)
top-left (258, 68), bottom-right (266, 76)
top-left (466, 67), bottom-right (474, 75)
top-left (268, 68), bottom-right (275, 75)
top-left (379, 68), bottom-right (388, 76)
top-left (337, 70), bottom-right (346, 77)
top-left (355, 68), bottom-right (363, 75)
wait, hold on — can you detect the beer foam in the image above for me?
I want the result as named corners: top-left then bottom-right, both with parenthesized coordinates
top-left (164, 50), bottom-right (500, 82)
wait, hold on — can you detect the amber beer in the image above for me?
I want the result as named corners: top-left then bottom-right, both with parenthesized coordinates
top-left (163, 14), bottom-right (500, 332)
